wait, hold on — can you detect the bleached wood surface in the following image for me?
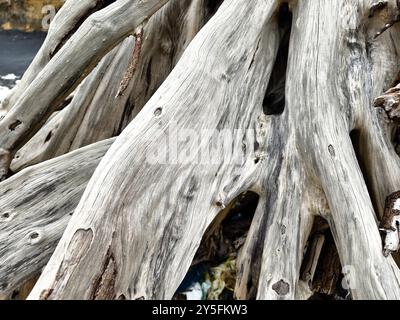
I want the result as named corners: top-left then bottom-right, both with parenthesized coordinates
top-left (28, 0), bottom-right (281, 299)
top-left (0, 0), bottom-right (398, 300)
top-left (0, 139), bottom-right (113, 298)
top-left (0, 0), bottom-right (170, 180)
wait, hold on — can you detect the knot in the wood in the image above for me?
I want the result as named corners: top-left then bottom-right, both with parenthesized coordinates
top-left (1, 212), bottom-right (10, 219)
top-left (328, 145), bottom-right (336, 157)
top-left (160, 40), bottom-right (173, 55)
top-left (154, 108), bottom-right (162, 117)
top-left (215, 200), bottom-right (225, 209)
top-left (272, 279), bottom-right (290, 296)
top-left (9, 120), bottom-right (22, 131)
top-left (29, 231), bottom-right (42, 245)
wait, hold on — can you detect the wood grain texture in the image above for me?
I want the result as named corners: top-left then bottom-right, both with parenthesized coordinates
top-left (0, 0), bottom-right (399, 300)
top-left (10, 0), bottom-right (218, 172)
top-left (28, 0), bottom-right (281, 300)
top-left (0, 0), bottom-right (170, 179)
top-left (0, 138), bottom-right (114, 297)
top-left (275, 0), bottom-right (400, 299)
top-left (10, 38), bottom-right (134, 171)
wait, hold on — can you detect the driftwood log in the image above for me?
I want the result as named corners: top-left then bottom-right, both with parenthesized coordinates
top-left (0, 0), bottom-right (400, 300)
top-left (0, 138), bottom-right (114, 299)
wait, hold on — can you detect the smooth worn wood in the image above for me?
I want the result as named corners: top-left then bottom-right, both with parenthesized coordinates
top-left (1, 0), bottom-right (400, 301)
top-left (28, 0), bottom-right (281, 300)
top-left (0, 0), bottom-right (170, 180)
top-left (0, 139), bottom-right (114, 297)
top-left (10, 0), bottom-right (219, 171)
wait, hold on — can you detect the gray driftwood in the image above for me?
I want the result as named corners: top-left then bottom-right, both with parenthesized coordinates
top-left (0, 0), bottom-right (400, 301)
top-left (0, 0), bottom-right (170, 180)
top-left (11, 0), bottom-right (217, 172)
top-left (0, 139), bottom-right (114, 298)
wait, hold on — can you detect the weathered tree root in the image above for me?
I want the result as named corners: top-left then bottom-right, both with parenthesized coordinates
top-left (0, 0), bottom-right (227, 298)
top-left (5, 0), bottom-right (219, 173)
top-left (0, 0), bottom-right (170, 180)
top-left (1, 0), bottom-right (400, 300)
top-left (18, 0), bottom-right (400, 300)
top-left (0, 139), bottom-right (114, 298)
top-left (28, 0), bottom-right (281, 300)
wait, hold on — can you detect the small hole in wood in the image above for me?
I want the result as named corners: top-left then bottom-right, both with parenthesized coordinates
top-left (272, 279), bottom-right (290, 296)
top-left (2, 212), bottom-right (10, 219)
top-left (328, 145), bottom-right (335, 157)
top-left (254, 157), bottom-right (260, 164)
top-left (9, 120), bottom-right (22, 131)
top-left (44, 131), bottom-right (53, 143)
top-left (154, 108), bottom-right (162, 117)
top-left (30, 232), bottom-right (39, 239)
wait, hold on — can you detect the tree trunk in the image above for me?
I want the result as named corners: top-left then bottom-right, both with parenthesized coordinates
top-left (0, 0), bottom-right (400, 300)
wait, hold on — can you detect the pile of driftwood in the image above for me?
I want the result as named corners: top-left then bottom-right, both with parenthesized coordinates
top-left (1, 0), bottom-right (400, 300)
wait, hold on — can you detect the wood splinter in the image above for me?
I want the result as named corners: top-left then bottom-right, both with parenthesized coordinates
top-left (379, 191), bottom-right (400, 256)
top-left (116, 25), bottom-right (144, 97)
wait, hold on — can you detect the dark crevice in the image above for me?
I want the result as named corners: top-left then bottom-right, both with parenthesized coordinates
top-left (145, 58), bottom-right (153, 94)
top-left (205, 0), bottom-right (223, 17)
top-left (262, 3), bottom-right (292, 116)
top-left (56, 95), bottom-right (73, 112)
top-left (174, 191), bottom-right (259, 300)
top-left (9, 120), bottom-right (22, 131)
top-left (350, 130), bottom-right (379, 215)
top-left (44, 131), bottom-right (53, 143)
top-left (391, 125), bottom-right (400, 156)
top-left (300, 216), bottom-right (351, 300)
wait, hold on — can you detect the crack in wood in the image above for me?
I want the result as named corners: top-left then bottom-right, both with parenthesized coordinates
top-left (91, 248), bottom-right (117, 300)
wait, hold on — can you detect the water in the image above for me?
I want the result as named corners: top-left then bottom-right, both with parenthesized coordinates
top-left (0, 30), bottom-right (46, 102)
